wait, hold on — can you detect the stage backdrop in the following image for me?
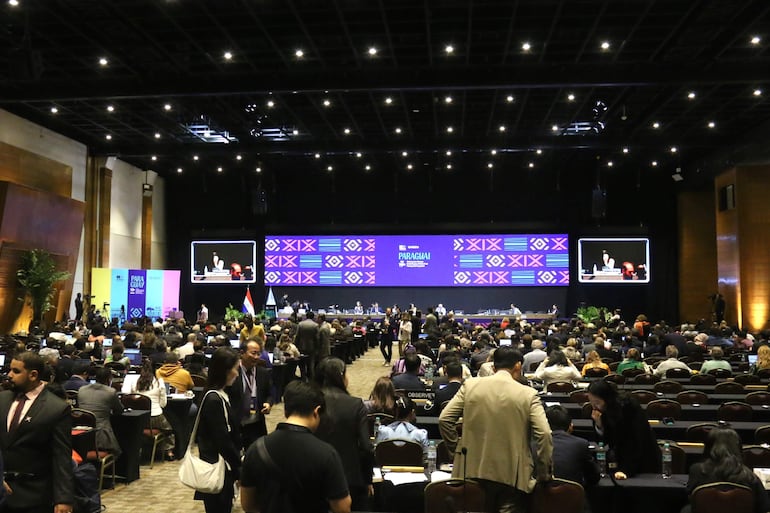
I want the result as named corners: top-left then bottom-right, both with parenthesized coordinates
top-left (91, 268), bottom-right (180, 321)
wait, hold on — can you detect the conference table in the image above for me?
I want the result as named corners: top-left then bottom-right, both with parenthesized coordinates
top-left (542, 391), bottom-right (762, 404)
top-left (552, 400), bottom-right (770, 422)
top-left (589, 473), bottom-right (690, 513)
top-left (572, 418), bottom-right (767, 444)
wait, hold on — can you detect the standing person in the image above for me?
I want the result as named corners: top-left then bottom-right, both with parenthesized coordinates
top-left (194, 348), bottom-right (242, 513)
top-left (379, 309), bottom-right (394, 367)
top-left (74, 293), bottom-right (84, 322)
top-left (439, 346), bottom-right (553, 513)
top-left (313, 357), bottom-right (374, 512)
top-left (228, 339), bottom-right (273, 452)
top-left (76, 367), bottom-right (124, 459)
top-left (398, 312), bottom-right (412, 359)
top-left (240, 381), bottom-right (352, 513)
top-left (295, 311), bottom-right (320, 381)
top-left (712, 292), bottom-right (726, 324)
top-left (0, 352), bottom-right (74, 513)
top-left (197, 304), bottom-right (209, 325)
top-left (317, 313), bottom-right (332, 359)
top-left (587, 379), bottom-right (660, 479)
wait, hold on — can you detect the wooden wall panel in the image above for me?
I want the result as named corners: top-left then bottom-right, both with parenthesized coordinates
top-left (715, 168), bottom-right (739, 327)
top-left (678, 189), bottom-right (717, 323)
top-left (0, 141), bottom-right (72, 197)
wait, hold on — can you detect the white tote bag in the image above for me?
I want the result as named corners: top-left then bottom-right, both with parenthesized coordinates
top-left (179, 390), bottom-right (228, 493)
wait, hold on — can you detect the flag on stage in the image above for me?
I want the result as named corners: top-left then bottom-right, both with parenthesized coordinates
top-left (242, 288), bottom-right (255, 316)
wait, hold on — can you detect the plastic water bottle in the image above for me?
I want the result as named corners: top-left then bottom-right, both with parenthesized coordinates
top-left (596, 442), bottom-right (607, 477)
top-left (373, 416), bottom-right (381, 439)
top-left (426, 440), bottom-right (437, 477)
top-left (662, 442), bottom-right (672, 478)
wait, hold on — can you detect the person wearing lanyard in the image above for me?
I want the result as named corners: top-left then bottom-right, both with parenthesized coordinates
top-left (228, 339), bottom-right (274, 452)
top-left (0, 351), bottom-right (74, 513)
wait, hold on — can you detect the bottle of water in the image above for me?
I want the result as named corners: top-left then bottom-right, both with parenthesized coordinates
top-left (425, 363), bottom-right (434, 380)
top-left (662, 442), bottom-right (672, 478)
top-left (426, 440), bottom-right (437, 477)
top-left (373, 416), bottom-right (381, 440)
top-left (596, 442), bottom-right (607, 477)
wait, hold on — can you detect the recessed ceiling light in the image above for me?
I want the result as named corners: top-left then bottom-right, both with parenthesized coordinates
top-left (217, 166), bottom-right (223, 172)
top-left (327, 165), bottom-right (333, 171)
top-left (651, 160), bottom-right (658, 167)
top-left (528, 162), bottom-right (535, 168)
top-left (498, 125), bottom-right (506, 132)
top-left (600, 41), bottom-right (610, 50)
top-left (551, 125), bottom-right (559, 132)
top-left (444, 96), bottom-right (453, 104)
top-left (356, 152), bottom-right (363, 158)
top-left (385, 97), bottom-right (393, 105)
top-left (224, 51), bottom-right (233, 60)
top-left (406, 163), bottom-right (413, 170)
top-left (154, 132), bottom-right (161, 139)
top-left (323, 99), bottom-right (331, 107)
top-left (193, 155), bottom-right (200, 161)
top-left (567, 93), bottom-right (575, 101)
top-left (151, 155), bottom-right (157, 161)
top-left (255, 167), bottom-right (262, 173)
top-left (99, 57), bottom-right (108, 66)
top-left (236, 155), bottom-right (242, 160)
top-left (751, 36), bottom-right (761, 45)
top-left (445, 45), bottom-right (454, 54)
top-left (164, 103), bottom-right (172, 111)
top-left (754, 88), bottom-right (763, 96)
top-left (708, 121), bottom-right (716, 128)
top-left (365, 164), bottom-right (371, 171)
top-left (522, 42), bottom-right (531, 51)
top-left (8, 0), bottom-right (20, 6)
top-left (446, 126), bottom-right (453, 133)
top-left (50, 106), bottom-right (58, 114)
top-left (267, 100), bottom-right (275, 108)
top-left (687, 91), bottom-right (696, 99)
top-left (368, 47), bottom-right (377, 56)
top-left (105, 134), bottom-right (112, 140)
top-left (487, 162), bottom-right (494, 168)
top-left (106, 105), bottom-right (114, 112)
top-left (670, 146), bottom-right (678, 153)
top-left (177, 167), bottom-right (183, 173)
top-left (292, 129), bottom-right (299, 135)
top-left (401, 151), bottom-right (408, 157)
top-left (490, 149), bottom-right (497, 155)
top-left (314, 153), bottom-right (321, 159)
top-left (343, 128), bottom-right (351, 134)
top-left (295, 49), bottom-right (304, 58)
top-left (652, 121), bottom-right (660, 129)
top-left (622, 147), bottom-right (629, 154)
top-left (446, 150), bottom-right (452, 156)
top-left (395, 127), bottom-right (402, 134)
top-left (506, 95), bottom-right (514, 103)
top-left (536, 149), bottom-right (543, 155)
top-left (607, 161), bottom-right (613, 167)
top-left (446, 163), bottom-right (452, 170)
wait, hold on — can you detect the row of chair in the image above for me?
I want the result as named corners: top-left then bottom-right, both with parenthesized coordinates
top-left (563, 388), bottom-right (770, 406)
top-left (547, 379), bottom-right (755, 394)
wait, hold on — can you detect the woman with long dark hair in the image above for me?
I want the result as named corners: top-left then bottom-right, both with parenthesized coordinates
top-left (587, 379), bottom-right (660, 479)
top-left (193, 347), bottom-right (242, 513)
top-left (128, 358), bottom-right (175, 459)
top-left (687, 428), bottom-right (769, 513)
top-left (314, 356), bottom-right (374, 511)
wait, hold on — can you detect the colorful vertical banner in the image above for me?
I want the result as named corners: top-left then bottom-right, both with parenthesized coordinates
top-left (127, 270), bottom-right (147, 321)
top-left (110, 269), bottom-right (129, 320)
top-left (90, 268), bottom-right (180, 320)
top-left (162, 271), bottom-right (181, 319)
top-left (145, 270), bottom-right (164, 320)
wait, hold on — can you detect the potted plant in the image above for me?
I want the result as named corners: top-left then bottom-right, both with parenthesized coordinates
top-left (16, 249), bottom-right (71, 331)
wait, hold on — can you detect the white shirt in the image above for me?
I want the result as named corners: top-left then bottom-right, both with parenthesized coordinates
top-left (7, 382), bottom-right (45, 431)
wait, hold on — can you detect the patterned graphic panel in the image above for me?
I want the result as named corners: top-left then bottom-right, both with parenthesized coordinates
top-left (265, 234), bottom-right (569, 287)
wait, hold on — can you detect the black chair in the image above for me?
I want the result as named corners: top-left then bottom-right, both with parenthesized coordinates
top-left (375, 439), bottom-right (424, 467)
top-left (744, 391), bottom-right (770, 405)
top-left (686, 423), bottom-right (719, 443)
top-left (754, 425), bottom-right (770, 445)
top-left (631, 373), bottom-right (659, 384)
top-left (714, 382), bottom-right (745, 395)
top-left (581, 402), bottom-right (594, 419)
top-left (424, 479), bottom-right (486, 513)
top-left (71, 408), bottom-right (116, 490)
top-left (654, 380), bottom-right (683, 394)
top-left (531, 478), bottom-right (585, 513)
top-left (734, 373), bottom-right (761, 385)
top-left (65, 389), bottom-right (79, 407)
top-left (757, 368), bottom-right (770, 379)
top-left (708, 368), bottom-right (733, 378)
top-left (742, 445), bottom-right (770, 468)
top-left (435, 440), bottom-right (453, 467)
top-left (630, 390), bottom-right (658, 405)
top-left (690, 373), bottom-right (717, 385)
top-left (120, 393), bottom-right (171, 468)
top-left (621, 367), bottom-right (646, 378)
top-left (367, 413), bottom-right (394, 438)
top-left (569, 390), bottom-right (589, 404)
top-left (665, 367), bottom-right (692, 379)
top-left (584, 367), bottom-right (609, 378)
top-left (646, 399), bottom-right (682, 420)
top-left (677, 390), bottom-right (709, 405)
top-left (717, 401), bottom-right (753, 422)
top-left (547, 381), bottom-right (575, 393)
top-left (690, 482), bottom-right (753, 513)
top-left (604, 374), bottom-right (625, 384)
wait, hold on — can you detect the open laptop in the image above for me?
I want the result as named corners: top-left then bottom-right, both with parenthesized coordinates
top-left (749, 354), bottom-right (758, 366)
top-left (124, 348), bottom-right (143, 366)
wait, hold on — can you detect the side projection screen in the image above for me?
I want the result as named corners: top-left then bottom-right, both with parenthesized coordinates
top-left (577, 238), bottom-right (650, 283)
top-left (191, 240), bottom-right (256, 283)
top-left (264, 234), bottom-right (569, 287)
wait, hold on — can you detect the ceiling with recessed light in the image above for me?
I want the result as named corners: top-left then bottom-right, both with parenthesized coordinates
top-left (1, 0), bottom-right (769, 190)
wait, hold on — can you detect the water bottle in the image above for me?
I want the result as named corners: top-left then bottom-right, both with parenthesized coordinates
top-left (273, 345), bottom-right (283, 364)
top-left (596, 442), bottom-right (607, 477)
top-left (662, 442), bottom-right (672, 478)
top-left (426, 440), bottom-right (437, 477)
top-left (373, 416), bottom-right (381, 439)
top-left (425, 363), bottom-right (434, 380)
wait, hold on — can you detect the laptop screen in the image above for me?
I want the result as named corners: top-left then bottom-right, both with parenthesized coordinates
top-left (748, 354), bottom-right (758, 365)
top-left (124, 349), bottom-right (143, 366)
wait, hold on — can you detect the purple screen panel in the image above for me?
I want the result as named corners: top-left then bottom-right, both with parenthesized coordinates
top-left (264, 234), bottom-right (569, 287)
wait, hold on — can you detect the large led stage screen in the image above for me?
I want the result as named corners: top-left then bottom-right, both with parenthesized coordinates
top-left (577, 238), bottom-right (650, 283)
top-left (264, 234), bottom-right (569, 287)
top-left (191, 240), bottom-right (256, 283)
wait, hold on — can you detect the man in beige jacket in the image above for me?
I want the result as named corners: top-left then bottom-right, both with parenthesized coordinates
top-left (439, 346), bottom-right (553, 513)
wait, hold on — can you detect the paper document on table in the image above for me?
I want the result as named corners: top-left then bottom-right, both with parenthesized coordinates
top-left (384, 472), bottom-right (428, 486)
top-left (431, 470), bottom-right (452, 482)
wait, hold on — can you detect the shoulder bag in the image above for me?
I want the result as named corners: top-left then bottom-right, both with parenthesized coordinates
top-left (178, 390), bottom-right (228, 493)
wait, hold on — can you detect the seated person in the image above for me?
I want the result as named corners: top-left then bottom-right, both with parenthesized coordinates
top-left (545, 405), bottom-right (600, 487)
top-left (653, 345), bottom-right (692, 377)
top-left (365, 376), bottom-right (397, 417)
top-left (615, 348), bottom-right (649, 375)
top-left (581, 350), bottom-right (610, 376)
top-left (534, 350), bottom-right (581, 389)
top-left (687, 428), bottom-right (769, 513)
top-left (105, 341), bottom-right (130, 369)
top-left (375, 396), bottom-right (429, 453)
top-left (429, 360), bottom-right (463, 416)
top-left (63, 361), bottom-right (91, 391)
top-left (76, 367), bottom-right (124, 458)
top-left (277, 334), bottom-right (301, 360)
top-left (699, 346), bottom-right (732, 374)
top-left (391, 354), bottom-right (426, 391)
top-left (155, 352), bottom-right (195, 393)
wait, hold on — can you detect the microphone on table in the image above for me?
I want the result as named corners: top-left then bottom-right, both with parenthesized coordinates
top-left (461, 447), bottom-right (468, 513)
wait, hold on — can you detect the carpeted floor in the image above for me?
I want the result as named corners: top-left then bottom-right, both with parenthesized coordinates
top-left (100, 345), bottom-right (390, 512)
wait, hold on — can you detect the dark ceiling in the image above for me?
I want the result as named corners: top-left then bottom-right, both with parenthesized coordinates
top-left (2, 0), bottom-right (770, 187)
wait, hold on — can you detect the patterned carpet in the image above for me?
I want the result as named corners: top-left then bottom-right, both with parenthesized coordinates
top-left (101, 345), bottom-right (389, 513)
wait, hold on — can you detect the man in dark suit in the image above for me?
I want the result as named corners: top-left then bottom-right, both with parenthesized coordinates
top-left (545, 405), bottom-right (600, 487)
top-left (295, 311), bottom-right (320, 381)
top-left (0, 351), bottom-right (74, 513)
top-left (432, 360), bottom-right (463, 415)
top-left (228, 339), bottom-right (274, 452)
top-left (392, 354), bottom-right (425, 391)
